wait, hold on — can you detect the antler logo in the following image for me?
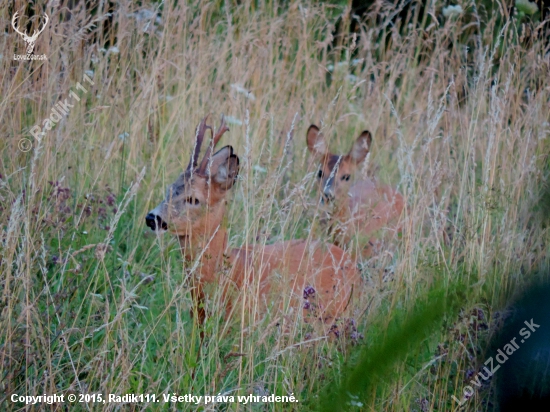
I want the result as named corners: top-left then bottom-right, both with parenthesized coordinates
top-left (12, 11), bottom-right (49, 55)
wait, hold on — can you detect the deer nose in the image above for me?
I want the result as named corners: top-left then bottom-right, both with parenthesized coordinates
top-left (145, 213), bottom-right (168, 231)
top-left (322, 191), bottom-right (335, 203)
top-left (322, 184), bottom-right (335, 202)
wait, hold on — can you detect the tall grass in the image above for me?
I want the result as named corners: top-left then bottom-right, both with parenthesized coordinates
top-left (1, 0), bottom-right (549, 410)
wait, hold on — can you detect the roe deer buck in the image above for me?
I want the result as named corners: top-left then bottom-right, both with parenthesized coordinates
top-left (307, 125), bottom-right (404, 257)
top-left (146, 115), bottom-right (360, 336)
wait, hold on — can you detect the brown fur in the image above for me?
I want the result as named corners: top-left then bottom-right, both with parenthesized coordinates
top-left (307, 125), bottom-right (404, 257)
top-left (147, 118), bottom-right (360, 335)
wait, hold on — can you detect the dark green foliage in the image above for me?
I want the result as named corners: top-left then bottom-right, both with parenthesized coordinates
top-left (319, 278), bottom-right (468, 411)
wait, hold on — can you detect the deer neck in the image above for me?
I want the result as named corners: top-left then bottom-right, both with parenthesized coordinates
top-left (177, 203), bottom-right (230, 284)
top-left (323, 196), bottom-right (349, 223)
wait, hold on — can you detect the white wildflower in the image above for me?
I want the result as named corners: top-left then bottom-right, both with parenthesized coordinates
top-left (516, 0), bottom-right (538, 14)
top-left (230, 84), bottom-right (256, 101)
top-left (225, 116), bottom-right (243, 125)
top-left (442, 5), bottom-right (463, 18)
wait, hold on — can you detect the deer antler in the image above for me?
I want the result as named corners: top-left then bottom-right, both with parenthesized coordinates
top-left (11, 12), bottom-right (27, 38)
top-left (186, 114), bottom-right (211, 173)
top-left (29, 13), bottom-right (49, 41)
top-left (198, 115), bottom-right (229, 174)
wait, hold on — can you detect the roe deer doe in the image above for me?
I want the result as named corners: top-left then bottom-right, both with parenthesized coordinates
top-left (146, 116), bottom-right (360, 336)
top-left (307, 125), bottom-right (404, 257)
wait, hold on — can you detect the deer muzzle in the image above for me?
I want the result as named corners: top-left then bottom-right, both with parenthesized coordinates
top-left (145, 213), bottom-right (168, 231)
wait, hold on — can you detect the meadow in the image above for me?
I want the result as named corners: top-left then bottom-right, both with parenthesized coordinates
top-left (1, 0), bottom-right (550, 410)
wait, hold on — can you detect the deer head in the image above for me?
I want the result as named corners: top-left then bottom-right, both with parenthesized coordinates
top-left (146, 115), bottom-right (239, 236)
top-left (12, 12), bottom-right (49, 55)
top-left (307, 125), bottom-right (372, 202)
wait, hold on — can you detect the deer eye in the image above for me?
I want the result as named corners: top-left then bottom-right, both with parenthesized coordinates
top-left (317, 170), bottom-right (323, 179)
top-left (185, 197), bottom-right (200, 205)
top-left (341, 174), bottom-right (351, 181)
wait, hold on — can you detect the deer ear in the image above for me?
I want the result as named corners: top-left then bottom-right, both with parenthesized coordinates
top-left (210, 146), bottom-right (240, 190)
top-left (348, 131), bottom-right (372, 164)
top-left (306, 125), bottom-right (328, 157)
